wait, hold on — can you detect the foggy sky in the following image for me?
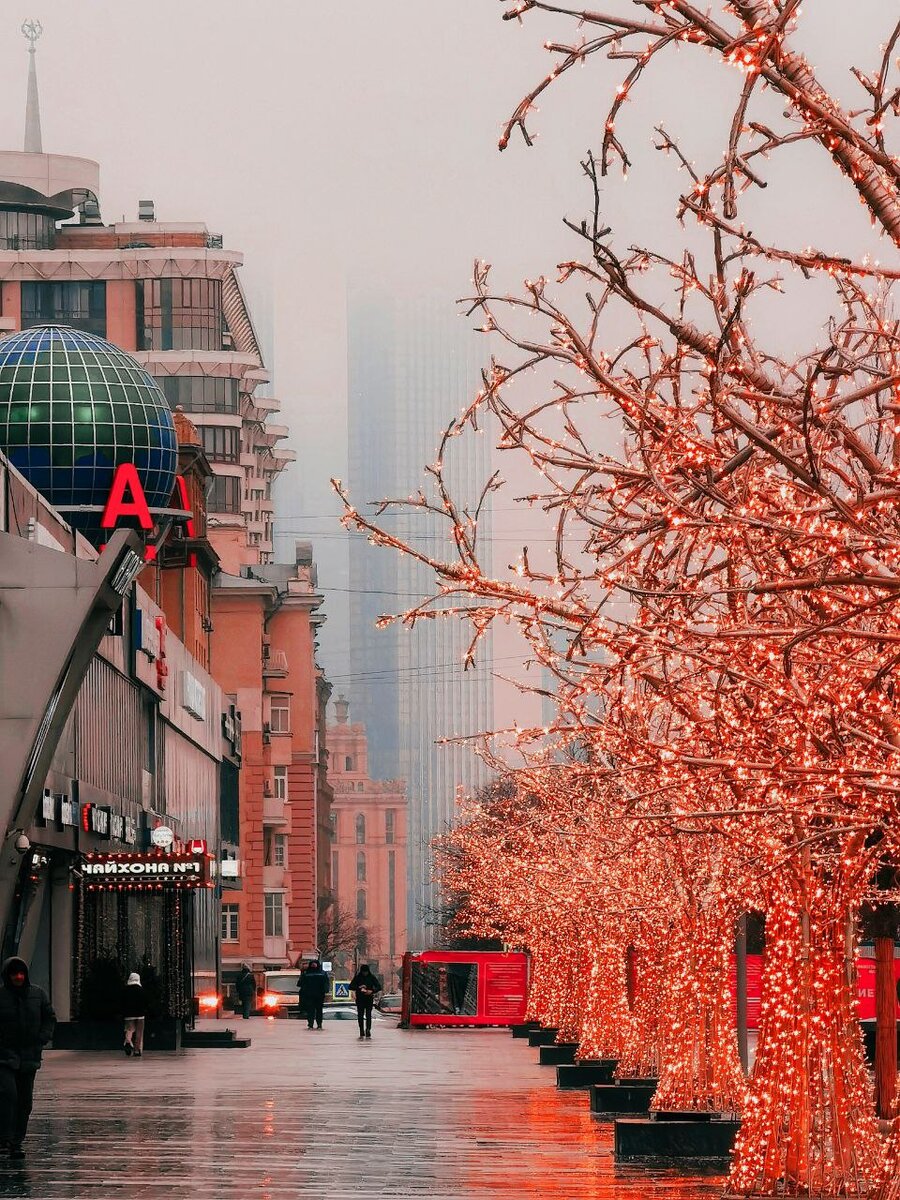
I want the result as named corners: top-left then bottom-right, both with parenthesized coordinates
top-left (0, 1), bottom-right (892, 682)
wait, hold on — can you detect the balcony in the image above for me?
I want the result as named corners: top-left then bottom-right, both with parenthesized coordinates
top-left (263, 865), bottom-right (285, 890)
top-left (263, 936), bottom-right (287, 962)
top-left (263, 795), bottom-right (288, 825)
top-left (262, 649), bottom-right (288, 678)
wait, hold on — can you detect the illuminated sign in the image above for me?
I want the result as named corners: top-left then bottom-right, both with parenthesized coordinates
top-left (81, 851), bottom-right (212, 890)
top-left (81, 803), bottom-right (110, 838)
top-left (99, 463), bottom-right (195, 563)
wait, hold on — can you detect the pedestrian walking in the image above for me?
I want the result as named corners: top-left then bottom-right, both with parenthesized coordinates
top-left (235, 964), bottom-right (256, 1020)
top-left (122, 972), bottom-right (146, 1058)
top-left (350, 964), bottom-right (382, 1039)
top-left (0, 957), bottom-right (55, 1161)
top-left (299, 960), bottom-right (328, 1030)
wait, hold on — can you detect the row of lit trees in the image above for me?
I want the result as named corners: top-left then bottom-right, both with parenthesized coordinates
top-left (345, 4), bottom-right (900, 1195)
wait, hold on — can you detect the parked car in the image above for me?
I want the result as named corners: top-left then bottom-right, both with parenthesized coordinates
top-left (258, 971), bottom-right (304, 1018)
top-left (320, 1003), bottom-right (386, 1022)
top-left (377, 992), bottom-right (401, 1014)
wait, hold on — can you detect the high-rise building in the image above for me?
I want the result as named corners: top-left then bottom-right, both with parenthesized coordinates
top-left (347, 291), bottom-right (493, 949)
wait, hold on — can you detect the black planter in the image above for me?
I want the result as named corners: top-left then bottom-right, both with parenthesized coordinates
top-left (526, 1027), bottom-right (560, 1047)
top-left (510, 1022), bottom-right (540, 1038)
top-left (52, 1018), bottom-right (182, 1052)
top-left (614, 1115), bottom-right (740, 1162)
top-left (538, 1042), bottom-right (578, 1066)
top-left (557, 1060), bottom-right (618, 1089)
top-left (590, 1082), bottom-right (657, 1115)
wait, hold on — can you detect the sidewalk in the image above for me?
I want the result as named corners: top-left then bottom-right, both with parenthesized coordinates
top-left (1, 1018), bottom-right (724, 1198)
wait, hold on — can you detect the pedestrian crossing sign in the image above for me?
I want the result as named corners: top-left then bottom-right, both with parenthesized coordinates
top-left (333, 981), bottom-right (351, 1000)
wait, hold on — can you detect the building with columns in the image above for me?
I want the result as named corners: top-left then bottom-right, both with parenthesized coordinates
top-left (327, 698), bottom-right (407, 991)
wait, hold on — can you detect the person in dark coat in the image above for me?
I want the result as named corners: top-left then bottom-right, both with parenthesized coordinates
top-left (299, 961), bottom-right (328, 1030)
top-left (235, 964), bottom-right (256, 1020)
top-left (349, 965), bottom-right (382, 1039)
top-left (0, 957), bottom-right (56, 1160)
top-left (121, 972), bottom-right (146, 1057)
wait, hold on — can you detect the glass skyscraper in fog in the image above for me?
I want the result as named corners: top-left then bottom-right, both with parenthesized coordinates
top-left (347, 291), bottom-right (493, 949)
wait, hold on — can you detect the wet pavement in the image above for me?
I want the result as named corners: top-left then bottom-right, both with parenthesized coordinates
top-left (0, 1018), bottom-right (725, 1198)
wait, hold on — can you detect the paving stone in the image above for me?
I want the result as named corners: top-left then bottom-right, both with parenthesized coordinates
top-left (0, 1018), bottom-right (725, 1198)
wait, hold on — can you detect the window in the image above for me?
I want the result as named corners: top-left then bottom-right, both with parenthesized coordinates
top-left (200, 425), bottom-right (240, 463)
top-left (331, 851), bottom-right (339, 888)
top-left (269, 695), bottom-right (290, 734)
top-left (221, 904), bottom-right (239, 943)
top-left (274, 834), bottom-right (287, 868)
top-left (209, 474), bottom-right (241, 513)
top-left (158, 375), bottom-right (239, 414)
top-left (329, 811), bottom-right (337, 842)
top-left (357, 852), bottom-right (366, 882)
top-left (137, 278), bottom-right (223, 351)
top-left (356, 889), bottom-right (367, 920)
top-left (385, 810), bottom-right (395, 845)
top-left (345, 756), bottom-right (353, 771)
top-left (355, 814), bottom-right (366, 844)
top-left (264, 892), bottom-right (284, 938)
top-left (273, 765), bottom-right (288, 801)
top-left (21, 281), bottom-right (107, 336)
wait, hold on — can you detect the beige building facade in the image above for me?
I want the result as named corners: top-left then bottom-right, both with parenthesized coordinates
top-left (327, 698), bottom-right (407, 991)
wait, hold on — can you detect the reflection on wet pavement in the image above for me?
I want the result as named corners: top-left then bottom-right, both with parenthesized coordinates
top-left (0, 1021), bottom-right (724, 1198)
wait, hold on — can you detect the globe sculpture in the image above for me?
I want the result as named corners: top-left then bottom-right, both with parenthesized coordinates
top-left (0, 324), bottom-right (177, 543)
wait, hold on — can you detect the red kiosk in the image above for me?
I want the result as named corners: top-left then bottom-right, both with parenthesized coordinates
top-left (400, 950), bottom-right (529, 1027)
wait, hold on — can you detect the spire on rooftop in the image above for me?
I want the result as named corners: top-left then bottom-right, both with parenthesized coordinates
top-left (22, 19), bottom-right (43, 154)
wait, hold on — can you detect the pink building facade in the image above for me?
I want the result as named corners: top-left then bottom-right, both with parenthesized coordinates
top-left (328, 699), bottom-right (407, 991)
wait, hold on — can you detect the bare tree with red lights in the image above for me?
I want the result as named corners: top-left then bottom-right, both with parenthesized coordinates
top-left (342, 4), bottom-right (900, 1194)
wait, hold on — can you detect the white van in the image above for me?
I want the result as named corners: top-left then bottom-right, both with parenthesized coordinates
top-left (258, 970), bottom-right (303, 1017)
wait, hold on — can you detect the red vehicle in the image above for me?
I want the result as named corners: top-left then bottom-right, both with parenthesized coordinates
top-left (401, 950), bottom-right (529, 1027)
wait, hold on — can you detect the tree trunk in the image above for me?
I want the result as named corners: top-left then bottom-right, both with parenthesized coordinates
top-left (874, 936), bottom-right (897, 1121)
top-left (652, 912), bottom-right (746, 1114)
top-left (727, 893), bottom-right (882, 1197)
top-left (577, 936), bottom-right (630, 1061)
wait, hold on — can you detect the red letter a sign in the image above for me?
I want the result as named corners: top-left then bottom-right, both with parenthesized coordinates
top-left (100, 463), bottom-right (154, 531)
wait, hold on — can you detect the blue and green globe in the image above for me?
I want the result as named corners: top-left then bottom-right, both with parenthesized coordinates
top-left (0, 324), bottom-right (177, 543)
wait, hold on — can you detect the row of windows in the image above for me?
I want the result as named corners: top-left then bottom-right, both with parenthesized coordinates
top-left (225, 891), bottom-right (295, 943)
top-left (329, 854), bottom-right (369, 918)
top-left (21, 281), bottom-right (107, 337)
top-left (0, 210), bottom-right (56, 251)
top-left (158, 375), bottom-right (239, 414)
top-left (137, 278), bottom-right (223, 351)
top-left (209, 475), bottom-right (242, 513)
top-left (269, 695), bottom-right (290, 734)
top-left (200, 425), bottom-right (240, 463)
top-left (329, 810), bottom-right (396, 844)
top-left (264, 832), bottom-right (287, 868)
top-left (264, 892), bottom-right (283, 938)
